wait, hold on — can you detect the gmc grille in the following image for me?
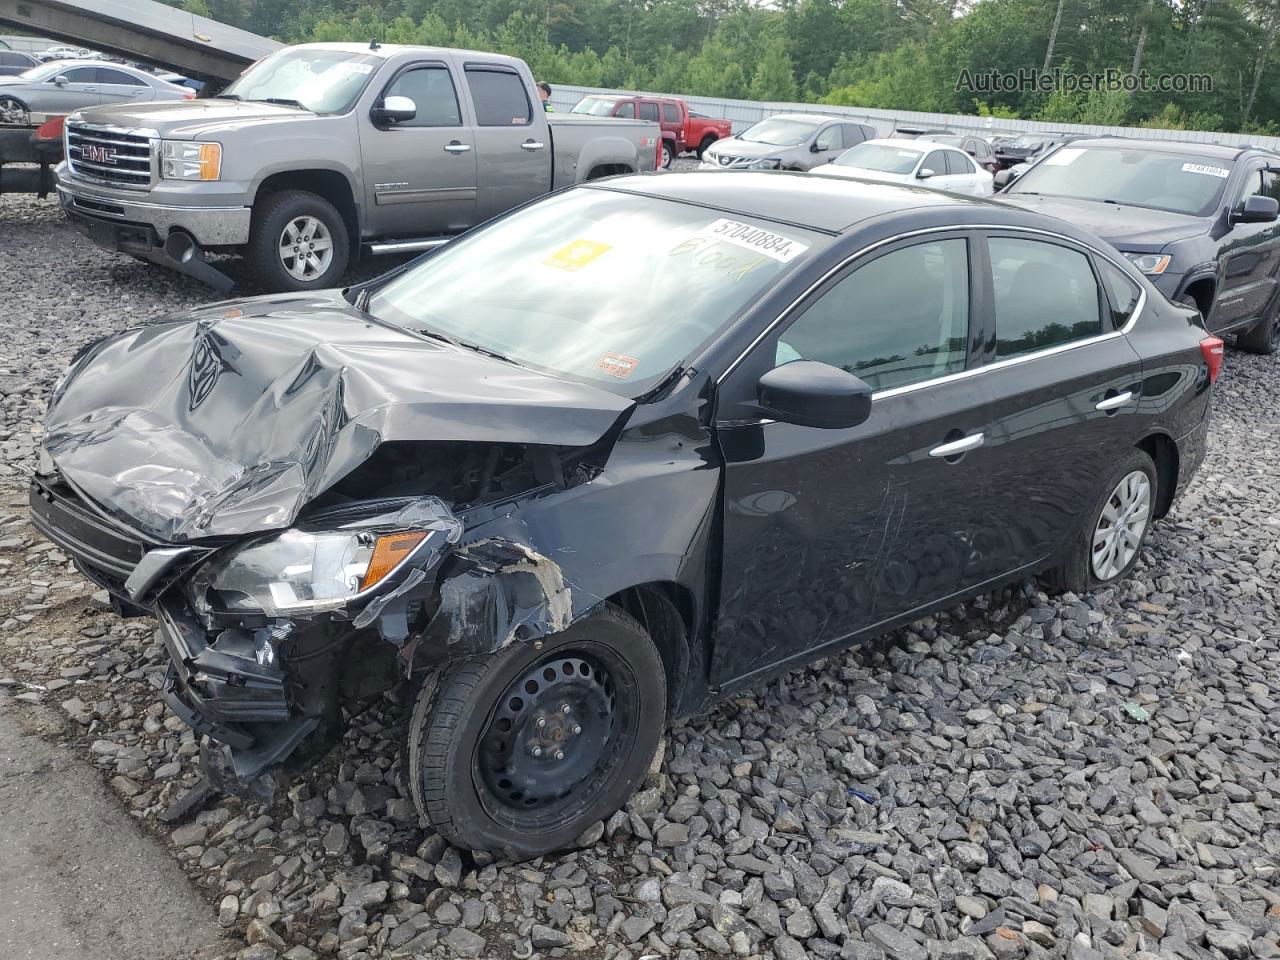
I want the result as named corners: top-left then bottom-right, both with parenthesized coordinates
top-left (66, 122), bottom-right (154, 190)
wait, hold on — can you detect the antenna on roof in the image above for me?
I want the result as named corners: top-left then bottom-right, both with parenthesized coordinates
top-left (369, 37), bottom-right (381, 51)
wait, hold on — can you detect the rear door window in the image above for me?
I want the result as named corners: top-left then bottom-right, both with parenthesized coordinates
top-left (96, 68), bottom-right (145, 85)
top-left (464, 66), bottom-right (531, 126)
top-left (989, 236), bottom-right (1103, 357)
top-left (840, 123), bottom-right (868, 147)
top-left (638, 101), bottom-right (659, 122)
top-left (1098, 260), bottom-right (1142, 329)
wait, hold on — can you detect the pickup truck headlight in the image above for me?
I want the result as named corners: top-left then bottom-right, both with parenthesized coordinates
top-left (192, 527), bottom-right (432, 617)
top-left (160, 140), bottom-right (221, 181)
top-left (1123, 252), bottom-right (1171, 275)
top-left (746, 157), bottom-right (783, 170)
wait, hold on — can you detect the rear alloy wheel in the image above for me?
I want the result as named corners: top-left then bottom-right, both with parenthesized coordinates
top-left (1237, 306), bottom-right (1280, 355)
top-left (0, 96), bottom-right (29, 126)
top-left (407, 605), bottom-right (665, 858)
top-left (1044, 448), bottom-right (1158, 593)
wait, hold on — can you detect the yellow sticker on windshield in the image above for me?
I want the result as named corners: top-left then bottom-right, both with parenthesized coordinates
top-left (544, 239), bottom-right (612, 272)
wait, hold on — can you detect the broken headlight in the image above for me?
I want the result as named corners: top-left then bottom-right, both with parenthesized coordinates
top-left (190, 528), bottom-right (431, 617)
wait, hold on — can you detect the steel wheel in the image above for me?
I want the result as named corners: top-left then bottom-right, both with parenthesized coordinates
top-left (278, 215), bottom-right (333, 281)
top-left (475, 650), bottom-right (623, 826)
top-left (1091, 469), bottom-right (1152, 581)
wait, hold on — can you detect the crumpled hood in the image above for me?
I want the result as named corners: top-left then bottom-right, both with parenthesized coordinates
top-left (70, 98), bottom-right (315, 139)
top-left (999, 194), bottom-right (1206, 248)
top-left (44, 291), bottom-right (634, 544)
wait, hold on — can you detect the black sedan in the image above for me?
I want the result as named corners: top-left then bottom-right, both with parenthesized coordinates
top-left (30, 172), bottom-right (1219, 857)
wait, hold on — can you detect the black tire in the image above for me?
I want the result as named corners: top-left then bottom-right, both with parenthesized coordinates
top-left (1043, 448), bottom-right (1158, 594)
top-left (660, 140), bottom-right (675, 169)
top-left (1237, 306), bottom-right (1280, 355)
top-left (246, 189), bottom-right (350, 293)
top-left (407, 605), bottom-right (665, 858)
top-left (696, 135), bottom-right (717, 160)
top-left (0, 95), bottom-right (29, 126)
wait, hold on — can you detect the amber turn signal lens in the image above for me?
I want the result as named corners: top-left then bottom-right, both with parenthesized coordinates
top-left (360, 531), bottom-right (427, 590)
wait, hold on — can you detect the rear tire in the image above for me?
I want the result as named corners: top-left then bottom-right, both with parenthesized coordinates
top-left (246, 189), bottom-right (349, 293)
top-left (1237, 306), bottom-right (1280, 355)
top-left (406, 605), bottom-right (665, 859)
top-left (1043, 448), bottom-right (1158, 594)
top-left (697, 135), bottom-right (718, 160)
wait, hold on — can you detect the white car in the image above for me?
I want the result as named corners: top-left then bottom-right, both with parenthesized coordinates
top-left (810, 138), bottom-right (994, 197)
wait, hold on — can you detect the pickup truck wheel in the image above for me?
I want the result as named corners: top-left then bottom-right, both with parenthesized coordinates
top-left (1237, 306), bottom-right (1280, 355)
top-left (697, 135), bottom-right (717, 159)
top-left (660, 140), bottom-right (675, 169)
top-left (247, 190), bottom-right (349, 293)
top-left (406, 605), bottom-right (665, 859)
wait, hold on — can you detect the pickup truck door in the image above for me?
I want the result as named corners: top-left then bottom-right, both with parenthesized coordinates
top-left (360, 60), bottom-right (477, 238)
top-left (1214, 162), bottom-right (1280, 332)
top-left (461, 62), bottom-right (551, 222)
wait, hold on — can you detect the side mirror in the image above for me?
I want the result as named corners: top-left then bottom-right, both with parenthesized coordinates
top-left (811, 141), bottom-right (824, 153)
top-left (372, 95), bottom-right (416, 125)
top-left (1233, 194), bottom-right (1279, 224)
top-left (756, 360), bottom-right (873, 429)
top-left (53, 74), bottom-right (68, 86)
top-left (916, 167), bottom-right (935, 180)
top-left (994, 169), bottom-right (1016, 189)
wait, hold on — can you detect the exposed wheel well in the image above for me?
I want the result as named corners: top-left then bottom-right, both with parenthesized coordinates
top-left (255, 170), bottom-right (359, 257)
top-left (1138, 433), bottom-right (1179, 518)
top-left (584, 163), bottom-right (634, 180)
top-left (609, 583), bottom-right (694, 719)
top-left (1180, 277), bottom-right (1215, 319)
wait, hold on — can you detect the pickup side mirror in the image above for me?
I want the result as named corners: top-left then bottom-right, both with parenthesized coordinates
top-left (371, 95), bottom-right (416, 125)
top-left (1233, 194), bottom-right (1279, 224)
top-left (756, 360), bottom-right (873, 429)
top-left (993, 168), bottom-right (1017, 189)
top-left (53, 74), bottom-right (69, 86)
top-left (916, 167), bottom-right (936, 180)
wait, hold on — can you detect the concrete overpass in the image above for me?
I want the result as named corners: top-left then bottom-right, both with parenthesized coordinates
top-left (0, 0), bottom-right (280, 83)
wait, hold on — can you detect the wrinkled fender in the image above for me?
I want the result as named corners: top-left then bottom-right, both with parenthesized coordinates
top-left (403, 405), bottom-right (721, 673)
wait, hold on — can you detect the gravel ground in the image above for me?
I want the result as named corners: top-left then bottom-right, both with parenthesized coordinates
top-left (1, 190), bottom-right (1278, 960)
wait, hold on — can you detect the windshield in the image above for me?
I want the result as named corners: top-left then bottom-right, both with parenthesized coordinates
top-left (19, 62), bottom-right (70, 81)
top-left (366, 190), bottom-right (822, 397)
top-left (739, 117), bottom-right (820, 146)
top-left (832, 143), bottom-right (922, 174)
top-left (219, 48), bottom-right (382, 114)
top-left (571, 96), bottom-right (622, 116)
top-left (922, 135), bottom-right (964, 147)
top-left (1007, 146), bottom-right (1232, 216)
top-left (1009, 133), bottom-right (1050, 148)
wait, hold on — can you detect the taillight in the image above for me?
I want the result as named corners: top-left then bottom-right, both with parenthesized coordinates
top-left (1200, 336), bottom-right (1224, 384)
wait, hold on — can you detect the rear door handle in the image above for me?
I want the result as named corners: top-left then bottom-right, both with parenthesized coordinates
top-left (443, 141), bottom-right (471, 154)
top-left (520, 140), bottom-right (546, 151)
top-left (929, 433), bottom-right (985, 458)
top-left (1095, 390), bottom-right (1134, 412)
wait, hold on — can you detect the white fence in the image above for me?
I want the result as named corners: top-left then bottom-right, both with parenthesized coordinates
top-left (548, 84), bottom-right (1280, 152)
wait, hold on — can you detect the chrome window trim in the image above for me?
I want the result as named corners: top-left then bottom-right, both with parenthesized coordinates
top-left (715, 222), bottom-right (1146, 405)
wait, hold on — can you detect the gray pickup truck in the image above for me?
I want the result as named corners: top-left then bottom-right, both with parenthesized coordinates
top-left (55, 43), bottom-right (660, 291)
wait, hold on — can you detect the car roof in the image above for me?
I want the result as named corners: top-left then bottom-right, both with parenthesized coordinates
top-left (1058, 136), bottom-right (1261, 160)
top-left (757, 113), bottom-right (841, 124)
top-left (594, 170), bottom-right (997, 234)
top-left (293, 41), bottom-right (526, 67)
top-left (864, 137), bottom-right (961, 152)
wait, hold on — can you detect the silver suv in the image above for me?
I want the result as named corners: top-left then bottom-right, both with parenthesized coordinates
top-left (700, 113), bottom-right (876, 172)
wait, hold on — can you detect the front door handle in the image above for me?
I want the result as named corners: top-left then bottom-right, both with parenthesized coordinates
top-left (520, 140), bottom-right (546, 151)
top-left (1095, 390), bottom-right (1134, 412)
top-left (929, 433), bottom-right (985, 458)
top-left (443, 141), bottom-right (471, 154)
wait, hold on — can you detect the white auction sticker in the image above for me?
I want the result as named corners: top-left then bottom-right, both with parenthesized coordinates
top-left (700, 218), bottom-right (808, 263)
top-left (1044, 147), bottom-right (1085, 166)
top-left (1181, 162), bottom-right (1229, 178)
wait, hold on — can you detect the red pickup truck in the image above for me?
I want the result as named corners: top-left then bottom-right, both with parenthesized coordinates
top-left (572, 94), bottom-right (732, 167)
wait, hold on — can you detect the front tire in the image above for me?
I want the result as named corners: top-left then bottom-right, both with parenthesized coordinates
top-left (407, 605), bottom-right (665, 858)
top-left (0, 95), bottom-right (29, 126)
top-left (246, 189), bottom-right (350, 293)
top-left (1237, 306), bottom-right (1280, 355)
top-left (660, 140), bottom-right (675, 169)
top-left (1044, 448), bottom-right (1158, 594)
